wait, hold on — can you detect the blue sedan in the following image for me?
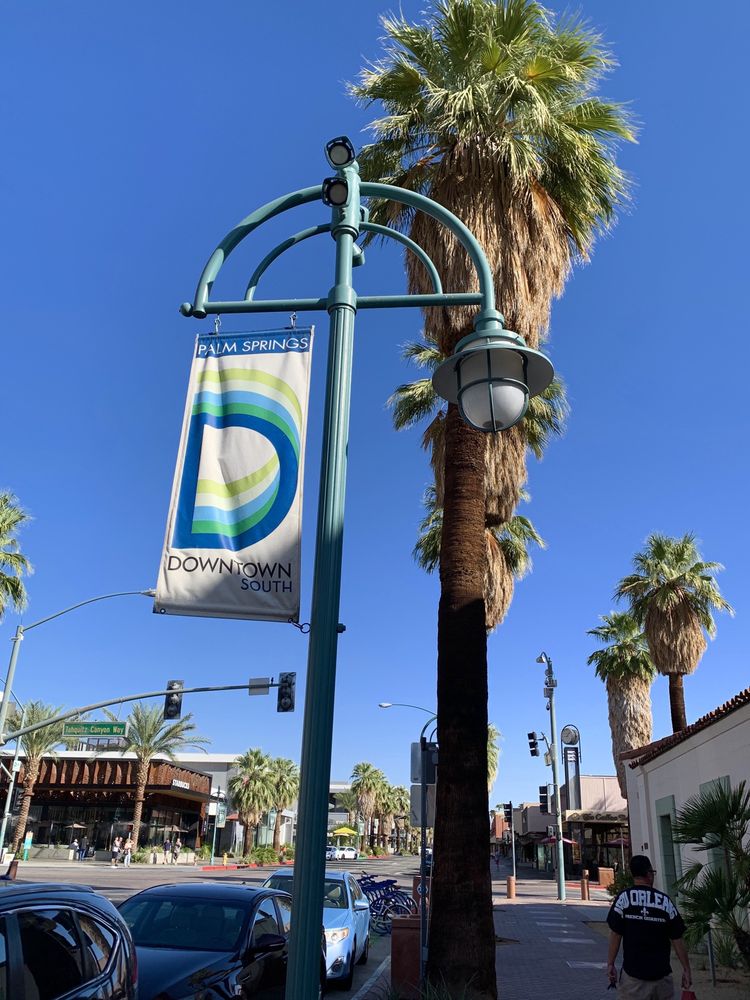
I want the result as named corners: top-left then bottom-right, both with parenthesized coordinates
top-left (264, 869), bottom-right (370, 990)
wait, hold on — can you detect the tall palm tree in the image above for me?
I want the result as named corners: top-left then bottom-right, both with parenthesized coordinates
top-left (391, 785), bottom-right (410, 852)
top-left (615, 533), bottom-right (733, 733)
top-left (108, 703), bottom-right (209, 847)
top-left (353, 4), bottom-right (633, 989)
top-left (414, 485), bottom-right (545, 630)
top-left (487, 723), bottom-right (501, 791)
top-left (267, 757), bottom-right (299, 853)
top-left (0, 492), bottom-right (32, 619)
top-left (336, 789), bottom-right (360, 829)
top-left (587, 612), bottom-right (655, 797)
top-left (9, 701), bottom-right (66, 853)
top-left (229, 748), bottom-right (273, 851)
top-left (376, 781), bottom-right (397, 850)
top-left (350, 762), bottom-right (386, 852)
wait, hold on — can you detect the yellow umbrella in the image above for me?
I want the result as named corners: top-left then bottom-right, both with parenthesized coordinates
top-left (331, 826), bottom-right (358, 837)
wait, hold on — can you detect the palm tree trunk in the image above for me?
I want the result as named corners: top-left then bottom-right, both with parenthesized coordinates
top-left (272, 809), bottom-right (283, 853)
top-left (11, 765), bottom-right (40, 855)
top-left (130, 760), bottom-right (150, 848)
top-left (668, 674), bottom-right (688, 732)
top-left (429, 407), bottom-right (496, 998)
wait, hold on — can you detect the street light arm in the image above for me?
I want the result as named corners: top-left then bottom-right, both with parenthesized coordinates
top-left (420, 715), bottom-right (438, 741)
top-left (21, 590), bottom-right (155, 633)
top-left (379, 702), bottom-right (436, 716)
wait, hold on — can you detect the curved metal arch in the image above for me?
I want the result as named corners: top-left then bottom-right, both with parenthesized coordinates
top-left (182, 177), bottom-right (495, 319)
top-left (243, 220), bottom-right (443, 303)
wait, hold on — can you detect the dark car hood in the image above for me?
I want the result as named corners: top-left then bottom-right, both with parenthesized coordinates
top-left (136, 945), bottom-right (237, 998)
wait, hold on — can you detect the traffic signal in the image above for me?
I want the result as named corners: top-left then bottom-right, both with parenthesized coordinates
top-left (528, 731), bottom-right (540, 757)
top-left (163, 680), bottom-right (183, 721)
top-left (539, 784), bottom-right (549, 814)
top-left (503, 802), bottom-right (512, 824)
top-left (277, 672), bottom-right (296, 713)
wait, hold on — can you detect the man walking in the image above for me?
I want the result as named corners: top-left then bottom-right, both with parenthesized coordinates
top-left (607, 854), bottom-right (692, 998)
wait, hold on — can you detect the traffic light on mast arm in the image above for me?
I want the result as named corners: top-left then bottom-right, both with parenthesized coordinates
top-left (277, 672), bottom-right (296, 713)
top-left (163, 680), bottom-right (184, 721)
top-left (528, 732), bottom-right (540, 757)
top-left (539, 785), bottom-right (549, 814)
top-left (503, 803), bottom-right (512, 824)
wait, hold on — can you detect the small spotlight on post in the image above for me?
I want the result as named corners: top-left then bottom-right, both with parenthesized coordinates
top-left (325, 135), bottom-right (357, 168)
top-left (322, 176), bottom-right (350, 208)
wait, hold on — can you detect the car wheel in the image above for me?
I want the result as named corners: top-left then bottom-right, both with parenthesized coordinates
top-left (339, 942), bottom-right (355, 990)
top-left (356, 933), bottom-right (369, 966)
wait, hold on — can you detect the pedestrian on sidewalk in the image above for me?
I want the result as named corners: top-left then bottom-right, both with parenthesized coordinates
top-left (606, 854), bottom-right (691, 998)
top-left (110, 836), bottom-right (122, 868)
top-left (123, 835), bottom-right (133, 867)
top-left (163, 837), bottom-right (172, 864)
top-left (78, 836), bottom-right (88, 862)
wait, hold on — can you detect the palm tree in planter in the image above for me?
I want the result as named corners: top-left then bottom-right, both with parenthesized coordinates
top-left (267, 757), bottom-right (299, 854)
top-left (109, 703), bottom-right (209, 847)
top-left (0, 492), bottom-right (32, 620)
top-left (350, 762), bottom-right (385, 853)
top-left (9, 701), bottom-right (66, 854)
top-left (615, 533), bottom-right (733, 733)
top-left (352, 3), bottom-right (634, 988)
top-left (587, 612), bottom-right (655, 797)
top-left (229, 748), bottom-right (273, 853)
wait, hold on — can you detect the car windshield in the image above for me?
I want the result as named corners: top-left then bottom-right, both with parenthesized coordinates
top-left (119, 895), bottom-right (251, 951)
top-left (265, 876), bottom-right (347, 910)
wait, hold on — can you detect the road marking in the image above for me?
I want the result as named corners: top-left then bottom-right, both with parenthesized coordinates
top-left (548, 937), bottom-right (596, 944)
top-left (349, 955), bottom-right (390, 1000)
top-left (567, 961), bottom-right (608, 969)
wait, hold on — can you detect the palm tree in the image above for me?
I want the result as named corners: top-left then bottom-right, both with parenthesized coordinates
top-left (337, 789), bottom-right (360, 829)
top-left (672, 780), bottom-right (750, 968)
top-left (391, 785), bottom-right (410, 852)
top-left (8, 701), bottom-right (66, 853)
top-left (353, 4), bottom-right (633, 987)
top-left (0, 492), bottom-right (32, 619)
top-left (376, 781), bottom-right (398, 851)
top-left (109, 703), bottom-right (209, 847)
top-left (350, 762), bottom-right (386, 852)
top-left (615, 533), bottom-right (733, 733)
top-left (414, 485), bottom-right (545, 631)
top-left (487, 724), bottom-right (501, 791)
top-left (267, 757), bottom-right (299, 853)
top-left (229, 748), bottom-right (273, 852)
top-left (587, 612), bottom-right (655, 797)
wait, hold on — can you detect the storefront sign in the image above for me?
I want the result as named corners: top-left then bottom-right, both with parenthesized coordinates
top-left (62, 722), bottom-right (129, 738)
top-left (171, 779), bottom-right (190, 790)
top-left (154, 329), bottom-right (314, 622)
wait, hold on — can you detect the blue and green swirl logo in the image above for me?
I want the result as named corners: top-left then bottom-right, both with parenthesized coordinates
top-left (173, 365), bottom-right (302, 551)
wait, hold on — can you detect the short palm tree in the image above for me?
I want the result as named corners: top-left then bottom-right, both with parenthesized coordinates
top-left (267, 757), bottom-right (299, 853)
top-left (587, 612), bottom-right (655, 797)
top-left (229, 748), bottom-right (273, 851)
top-left (414, 485), bottom-right (545, 631)
top-left (353, 4), bottom-right (632, 987)
top-left (0, 492), bottom-right (32, 619)
top-left (350, 762), bottom-right (386, 852)
top-left (615, 533), bottom-right (733, 733)
top-left (9, 701), bottom-right (66, 853)
top-left (672, 780), bottom-right (750, 968)
top-left (108, 703), bottom-right (209, 847)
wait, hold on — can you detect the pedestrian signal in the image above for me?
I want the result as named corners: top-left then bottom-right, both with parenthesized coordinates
top-left (163, 680), bottom-right (184, 721)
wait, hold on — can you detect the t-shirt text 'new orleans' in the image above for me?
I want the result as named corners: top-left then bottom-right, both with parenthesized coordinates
top-left (607, 886), bottom-right (685, 981)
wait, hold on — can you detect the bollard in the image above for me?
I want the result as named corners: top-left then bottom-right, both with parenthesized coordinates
top-left (223, 852), bottom-right (228, 867)
top-left (506, 875), bottom-right (516, 899)
top-left (580, 870), bottom-right (590, 900)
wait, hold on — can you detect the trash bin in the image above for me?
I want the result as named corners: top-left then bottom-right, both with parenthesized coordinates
top-left (391, 914), bottom-right (421, 999)
top-left (506, 875), bottom-right (516, 899)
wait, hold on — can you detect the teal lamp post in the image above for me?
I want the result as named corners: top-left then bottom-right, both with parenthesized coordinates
top-left (180, 136), bottom-right (554, 999)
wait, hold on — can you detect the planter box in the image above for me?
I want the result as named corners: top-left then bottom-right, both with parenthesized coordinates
top-left (391, 914), bottom-right (421, 1000)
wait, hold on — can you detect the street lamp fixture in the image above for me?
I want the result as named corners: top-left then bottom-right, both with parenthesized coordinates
top-left (321, 176), bottom-right (350, 208)
top-left (324, 135), bottom-right (357, 169)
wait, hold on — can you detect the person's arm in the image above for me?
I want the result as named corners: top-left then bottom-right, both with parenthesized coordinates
top-left (607, 931), bottom-right (622, 984)
top-left (672, 937), bottom-right (692, 988)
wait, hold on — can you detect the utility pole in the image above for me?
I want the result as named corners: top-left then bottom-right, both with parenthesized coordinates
top-left (537, 652), bottom-right (566, 901)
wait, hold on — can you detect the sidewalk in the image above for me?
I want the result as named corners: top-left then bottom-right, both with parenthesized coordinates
top-left (358, 859), bottom-right (613, 999)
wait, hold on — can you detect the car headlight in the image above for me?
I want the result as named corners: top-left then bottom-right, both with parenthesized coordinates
top-left (325, 927), bottom-right (350, 945)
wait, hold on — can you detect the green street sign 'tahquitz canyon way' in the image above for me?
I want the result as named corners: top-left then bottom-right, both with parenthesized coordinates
top-left (62, 721), bottom-right (129, 738)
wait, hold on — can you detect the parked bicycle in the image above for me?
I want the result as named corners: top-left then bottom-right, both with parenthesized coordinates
top-left (357, 872), bottom-right (417, 934)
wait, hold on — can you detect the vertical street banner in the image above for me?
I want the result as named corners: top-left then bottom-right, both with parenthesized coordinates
top-left (154, 328), bottom-right (314, 621)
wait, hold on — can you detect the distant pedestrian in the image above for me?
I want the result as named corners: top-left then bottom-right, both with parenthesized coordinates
top-left (173, 837), bottom-right (182, 864)
top-left (70, 838), bottom-right (79, 858)
top-left (78, 836), bottom-right (88, 862)
top-left (163, 837), bottom-right (172, 864)
top-left (607, 854), bottom-right (692, 998)
top-left (123, 836), bottom-right (133, 867)
top-left (111, 836), bottom-right (122, 868)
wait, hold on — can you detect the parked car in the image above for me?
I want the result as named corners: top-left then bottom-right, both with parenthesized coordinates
top-left (0, 879), bottom-right (138, 998)
top-left (119, 881), bottom-right (325, 998)
top-left (335, 846), bottom-right (358, 861)
top-left (263, 869), bottom-right (369, 990)
top-left (325, 844), bottom-right (338, 861)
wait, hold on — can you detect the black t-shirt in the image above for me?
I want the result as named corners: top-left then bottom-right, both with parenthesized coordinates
top-left (607, 885), bottom-right (685, 981)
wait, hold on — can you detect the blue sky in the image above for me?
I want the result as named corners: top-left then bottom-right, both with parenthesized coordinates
top-left (2, 2), bottom-right (748, 809)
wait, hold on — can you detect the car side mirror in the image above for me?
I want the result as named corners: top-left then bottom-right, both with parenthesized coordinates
top-left (353, 899), bottom-right (369, 911)
top-left (248, 932), bottom-right (287, 955)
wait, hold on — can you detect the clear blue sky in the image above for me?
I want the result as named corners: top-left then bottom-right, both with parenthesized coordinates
top-left (2, 2), bottom-right (748, 809)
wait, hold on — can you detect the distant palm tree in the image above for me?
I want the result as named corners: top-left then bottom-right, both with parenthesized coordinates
top-left (587, 612), bottom-right (655, 796)
top-left (9, 701), bottom-right (66, 853)
top-left (267, 757), bottom-right (299, 853)
top-left (487, 724), bottom-right (501, 791)
top-left (108, 703), bottom-right (209, 847)
top-left (414, 485), bottom-right (545, 631)
top-left (350, 762), bottom-right (386, 852)
top-left (336, 789), bottom-right (359, 829)
top-left (0, 492), bottom-right (32, 619)
top-left (616, 533), bottom-right (733, 732)
top-left (229, 749), bottom-right (273, 851)
top-left (391, 785), bottom-right (410, 852)
top-left (376, 782), bottom-right (397, 851)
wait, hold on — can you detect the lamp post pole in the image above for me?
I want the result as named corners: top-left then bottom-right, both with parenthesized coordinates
top-left (538, 652), bottom-right (565, 901)
top-left (180, 138), bottom-right (554, 999)
top-left (0, 590), bottom-right (155, 746)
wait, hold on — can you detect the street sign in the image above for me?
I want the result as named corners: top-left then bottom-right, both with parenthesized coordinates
top-left (248, 677), bottom-right (270, 696)
top-left (62, 721), bottom-right (129, 738)
top-left (216, 800), bottom-right (227, 829)
top-left (410, 742), bottom-right (438, 784)
top-left (409, 783), bottom-right (436, 827)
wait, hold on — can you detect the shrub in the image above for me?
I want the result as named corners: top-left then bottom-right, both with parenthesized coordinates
top-left (196, 844), bottom-right (212, 860)
top-left (131, 848), bottom-right (150, 864)
top-left (250, 846), bottom-right (279, 865)
top-left (280, 845), bottom-right (295, 860)
top-left (607, 870), bottom-right (634, 898)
